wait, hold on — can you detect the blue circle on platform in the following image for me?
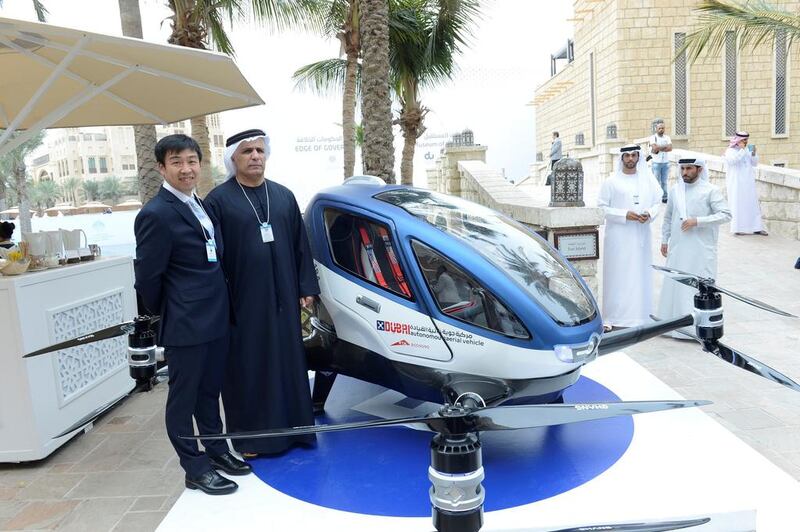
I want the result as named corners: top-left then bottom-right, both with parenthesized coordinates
top-left (249, 376), bottom-right (633, 517)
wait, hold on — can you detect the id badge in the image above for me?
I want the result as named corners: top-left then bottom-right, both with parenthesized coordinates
top-left (206, 239), bottom-right (218, 262)
top-left (260, 223), bottom-right (274, 243)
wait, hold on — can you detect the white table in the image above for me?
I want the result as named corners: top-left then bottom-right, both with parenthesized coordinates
top-left (0, 257), bottom-right (136, 462)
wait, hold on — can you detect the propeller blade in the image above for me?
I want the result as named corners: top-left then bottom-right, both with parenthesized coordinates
top-left (653, 265), bottom-right (796, 318)
top-left (182, 414), bottom-right (438, 441)
top-left (24, 315), bottom-right (161, 358)
top-left (598, 314), bottom-right (694, 356)
top-left (706, 283), bottom-right (797, 319)
top-left (183, 400), bottom-right (709, 441)
top-left (52, 388), bottom-right (136, 439)
top-left (709, 341), bottom-right (800, 393)
top-left (471, 400), bottom-right (710, 431)
top-left (25, 321), bottom-right (135, 358)
top-left (550, 517), bottom-right (710, 532)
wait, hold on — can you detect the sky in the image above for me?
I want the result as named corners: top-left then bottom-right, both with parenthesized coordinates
top-left (0, 0), bottom-right (574, 204)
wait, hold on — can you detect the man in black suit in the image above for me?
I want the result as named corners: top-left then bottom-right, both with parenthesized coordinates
top-left (134, 134), bottom-right (251, 495)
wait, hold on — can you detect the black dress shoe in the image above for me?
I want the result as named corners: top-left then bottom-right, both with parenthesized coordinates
top-left (209, 452), bottom-right (253, 476)
top-left (185, 470), bottom-right (238, 495)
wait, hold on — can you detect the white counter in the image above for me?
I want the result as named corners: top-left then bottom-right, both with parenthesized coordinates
top-left (0, 257), bottom-right (137, 462)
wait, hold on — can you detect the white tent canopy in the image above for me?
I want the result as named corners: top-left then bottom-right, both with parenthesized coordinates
top-left (0, 16), bottom-right (264, 157)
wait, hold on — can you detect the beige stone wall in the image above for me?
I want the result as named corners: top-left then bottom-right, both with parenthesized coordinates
top-left (533, 0), bottom-right (800, 238)
top-left (534, 0), bottom-right (623, 169)
top-left (427, 146), bottom-right (604, 296)
top-left (536, 0), bottom-right (800, 161)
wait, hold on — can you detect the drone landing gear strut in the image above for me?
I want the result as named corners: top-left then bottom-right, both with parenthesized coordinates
top-left (312, 371), bottom-right (338, 415)
top-left (429, 407), bottom-right (485, 532)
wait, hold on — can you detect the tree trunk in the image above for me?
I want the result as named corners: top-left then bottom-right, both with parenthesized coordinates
top-left (0, 177), bottom-right (6, 214)
top-left (133, 125), bottom-right (162, 203)
top-left (118, 0), bottom-right (163, 205)
top-left (191, 116), bottom-right (214, 197)
top-left (359, 0), bottom-right (395, 183)
top-left (399, 96), bottom-right (425, 186)
top-left (340, 0), bottom-right (360, 180)
top-left (342, 50), bottom-right (358, 180)
top-left (14, 163), bottom-right (31, 233)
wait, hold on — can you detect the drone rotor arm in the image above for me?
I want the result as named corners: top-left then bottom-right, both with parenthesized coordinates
top-left (598, 314), bottom-right (695, 356)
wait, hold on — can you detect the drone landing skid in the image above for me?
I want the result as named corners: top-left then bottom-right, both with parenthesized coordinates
top-left (312, 371), bottom-right (338, 415)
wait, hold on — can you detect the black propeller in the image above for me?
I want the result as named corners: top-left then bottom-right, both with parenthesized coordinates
top-left (24, 315), bottom-right (161, 358)
top-left (51, 366), bottom-right (168, 440)
top-left (667, 325), bottom-right (800, 393)
top-left (653, 265), bottom-right (797, 318)
top-left (549, 517), bottom-right (710, 532)
top-left (182, 400), bottom-right (710, 441)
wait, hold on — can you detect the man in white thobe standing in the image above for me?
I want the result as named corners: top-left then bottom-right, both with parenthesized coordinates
top-left (598, 144), bottom-right (663, 329)
top-left (724, 131), bottom-right (767, 235)
top-left (657, 158), bottom-right (731, 337)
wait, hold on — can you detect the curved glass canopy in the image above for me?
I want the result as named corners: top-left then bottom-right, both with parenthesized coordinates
top-left (376, 189), bottom-right (596, 326)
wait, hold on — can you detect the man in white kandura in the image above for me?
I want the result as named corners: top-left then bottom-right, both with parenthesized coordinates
top-left (598, 144), bottom-right (663, 330)
top-left (724, 131), bottom-right (767, 235)
top-left (657, 158), bottom-right (731, 337)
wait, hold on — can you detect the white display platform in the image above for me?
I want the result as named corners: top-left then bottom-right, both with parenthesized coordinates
top-left (157, 353), bottom-right (800, 531)
top-left (0, 257), bottom-right (137, 462)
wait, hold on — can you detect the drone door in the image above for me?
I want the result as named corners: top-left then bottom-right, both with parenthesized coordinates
top-left (322, 209), bottom-right (452, 362)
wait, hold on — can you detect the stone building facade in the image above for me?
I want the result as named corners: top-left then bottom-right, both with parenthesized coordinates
top-left (534, 0), bottom-right (800, 179)
top-left (30, 115), bottom-right (226, 189)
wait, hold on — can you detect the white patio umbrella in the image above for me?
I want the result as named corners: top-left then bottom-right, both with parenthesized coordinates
top-left (0, 16), bottom-right (264, 157)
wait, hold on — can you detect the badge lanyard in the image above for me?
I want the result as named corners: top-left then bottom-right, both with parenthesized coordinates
top-left (238, 180), bottom-right (274, 243)
top-left (191, 194), bottom-right (218, 262)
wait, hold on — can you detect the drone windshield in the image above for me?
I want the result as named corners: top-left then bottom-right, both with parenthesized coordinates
top-left (376, 189), bottom-right (596, 326)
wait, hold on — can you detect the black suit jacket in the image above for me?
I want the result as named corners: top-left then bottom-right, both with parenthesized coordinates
top-left (134, 187), bottom-right (230, 347)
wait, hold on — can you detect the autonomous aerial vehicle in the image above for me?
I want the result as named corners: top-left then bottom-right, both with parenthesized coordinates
top-left (26, 176), bottom-right (800, 532)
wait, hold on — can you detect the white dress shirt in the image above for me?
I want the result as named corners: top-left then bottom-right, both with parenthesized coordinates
top-left (162, 182), bottom-right (215, 241)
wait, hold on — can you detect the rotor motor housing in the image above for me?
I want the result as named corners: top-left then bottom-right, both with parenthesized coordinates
top-left (693, 292), bottom-right (723, 340)
top-left (429, 432), bottom-right (485, 532)
top-left (127, 317), bottom-right (157, 383)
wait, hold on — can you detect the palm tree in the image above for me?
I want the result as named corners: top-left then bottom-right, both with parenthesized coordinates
top-left (82, 180), bottom-right (100, 203)
top-left (31, 179), bottom-right (59, 209)
top-left (294, 0), bottom-right (477, 184)
top-left (293, 0), bottom-right (360, 179)
top-left (99, 176), bottom-right (123, 205)
top-left (118, 0), bottom-right (163, 205)
top-left (0, 131), bottom-right (45, 232)
top-left (61, 176), bottom-right (82, 205)
top-left (360, 0), bottom-right (395, 183)
top-left (680, 0), bottom-right (800, 63)
top-left (391, 0), bottom-right (479, 185)
top-left (165, 0), bottom-right (324, 197)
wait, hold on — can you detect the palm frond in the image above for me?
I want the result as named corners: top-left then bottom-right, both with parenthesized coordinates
top-left (205, 4), bottom-right (237, 55)
top-left (681, 0), bottom-right (800, 64)
top-left (249, 0), bottom-right (327, 33)
top-left (0, 0), bottom-right (49, 22)
top-left (32, 0), bottom-right (48, 22)
top-left (292, 58), bottom-right (359, 97)
top-left (324, 0), bottom-right (350, 36)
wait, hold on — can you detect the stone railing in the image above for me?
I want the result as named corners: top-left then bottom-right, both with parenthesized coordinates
top-left (667, 149), bottom-right (800, 240)
top-left (427, 146), bottom-right (603, 295)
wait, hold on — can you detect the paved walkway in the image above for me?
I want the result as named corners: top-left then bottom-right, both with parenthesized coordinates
top-left (1, 206), bottom-right (799, 531)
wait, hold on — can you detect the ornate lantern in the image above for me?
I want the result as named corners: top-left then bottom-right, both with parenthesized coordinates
top-left (550, 157), bottom-right (585, 207)
top-left (462, 128), bottom-right (474, 146)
